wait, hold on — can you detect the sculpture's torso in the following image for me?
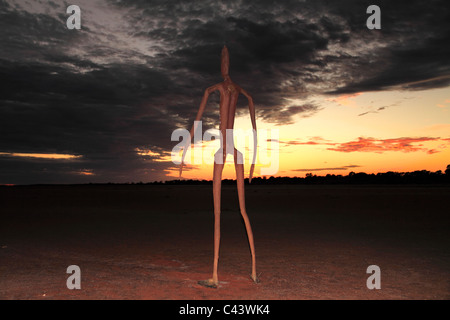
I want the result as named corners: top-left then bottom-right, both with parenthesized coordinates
top-left (217, 79), bottom-right (240, 134)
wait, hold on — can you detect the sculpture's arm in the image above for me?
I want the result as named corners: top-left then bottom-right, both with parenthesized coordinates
top-left (240, 88), bottom-right (257, 183)
top-left (179, 84), bottom-right (218, 178)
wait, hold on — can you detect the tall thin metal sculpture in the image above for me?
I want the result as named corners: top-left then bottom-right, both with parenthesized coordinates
top-left (180, 46), bottom-right (258, 288)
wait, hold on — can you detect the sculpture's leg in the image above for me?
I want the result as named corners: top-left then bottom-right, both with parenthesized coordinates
top-left (234, 148), bottom-right (258, 283)
top-left (198, 151), bottom-right (224, 288)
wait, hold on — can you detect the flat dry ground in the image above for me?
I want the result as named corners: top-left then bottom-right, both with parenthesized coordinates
top-left (0, 184), bottom-right (449, 299)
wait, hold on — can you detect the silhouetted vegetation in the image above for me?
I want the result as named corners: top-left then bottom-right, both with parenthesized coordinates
top-left (154, 165), bottom-right (450, 185)
top-left (4, 165), bottom-right (449, 187)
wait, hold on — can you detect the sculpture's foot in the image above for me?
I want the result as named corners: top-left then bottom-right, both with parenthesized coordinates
top-left (251, 273), bottom-right (260, 284)
top-left (198, 279), bottom-right (218, 289)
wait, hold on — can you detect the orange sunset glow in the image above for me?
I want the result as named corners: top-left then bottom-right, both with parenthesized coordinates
top-left (0, 152), bottom-right (82, 160)
top-left (165, 87), bottom-right (450, 181)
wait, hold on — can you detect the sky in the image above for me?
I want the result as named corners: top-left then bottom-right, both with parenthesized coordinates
top-left (0, 0), bottom-right (449, 184)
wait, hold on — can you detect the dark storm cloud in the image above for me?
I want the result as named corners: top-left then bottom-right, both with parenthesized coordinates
top-left (0, 0), bottom-right (449, 183)
top-left (331, 39), bottom-right (450, 94)
top-left (324, 0), bottom-right (450, 94)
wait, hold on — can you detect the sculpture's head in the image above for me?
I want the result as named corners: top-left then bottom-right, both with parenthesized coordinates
top-left (221, 45), bottom-right (230, 79)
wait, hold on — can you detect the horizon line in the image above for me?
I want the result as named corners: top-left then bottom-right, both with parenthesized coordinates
top-left (2, 166), bottom-right (449, 187)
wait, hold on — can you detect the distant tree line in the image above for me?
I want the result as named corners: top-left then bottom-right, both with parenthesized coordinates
top-left (147, 165), bottom-right (450, 185)
top-left (26, 165), bottom-right (446, 186)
